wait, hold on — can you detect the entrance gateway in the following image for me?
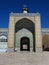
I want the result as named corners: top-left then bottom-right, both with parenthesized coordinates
top-left (8, 7), bottom-right (42, 52)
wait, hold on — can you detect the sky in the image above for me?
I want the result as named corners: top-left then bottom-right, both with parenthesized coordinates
top-left (0, 0), bottom-right (49, 28)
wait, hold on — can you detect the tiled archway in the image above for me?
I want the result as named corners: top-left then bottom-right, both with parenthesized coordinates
top-left (15, 18), bottom-right (35, 52)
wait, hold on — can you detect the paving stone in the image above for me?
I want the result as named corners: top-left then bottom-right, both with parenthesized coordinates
top-left (0, 52), bottom-right (49, 65)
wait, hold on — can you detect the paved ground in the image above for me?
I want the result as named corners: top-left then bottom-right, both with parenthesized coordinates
top-left (0, 51), bottom-right (49, 65)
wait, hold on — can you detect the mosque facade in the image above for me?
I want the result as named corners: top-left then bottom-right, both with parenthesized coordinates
top-left (0, 7), bottom-right (49, 52)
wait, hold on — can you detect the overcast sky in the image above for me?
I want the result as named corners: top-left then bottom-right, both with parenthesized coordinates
top-left (0, 0), bottom-right (49, 28)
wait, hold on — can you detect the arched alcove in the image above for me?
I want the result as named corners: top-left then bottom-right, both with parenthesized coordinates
top-left (15, 18), bottom-right (35, 52)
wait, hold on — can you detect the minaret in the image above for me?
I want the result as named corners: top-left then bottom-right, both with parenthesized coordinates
top-left (22, 6), bottom-right (29, 13)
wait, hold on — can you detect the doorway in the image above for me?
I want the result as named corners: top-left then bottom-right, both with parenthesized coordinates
top-left (20, 37), bottom-right (30, 51)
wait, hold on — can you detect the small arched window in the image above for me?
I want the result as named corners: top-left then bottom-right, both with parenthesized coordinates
top-left (0, 35), bottom-right (7, 42)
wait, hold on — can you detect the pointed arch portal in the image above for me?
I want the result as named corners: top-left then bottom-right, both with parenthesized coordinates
top-left (15, 18), bottom-right (35, 52)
